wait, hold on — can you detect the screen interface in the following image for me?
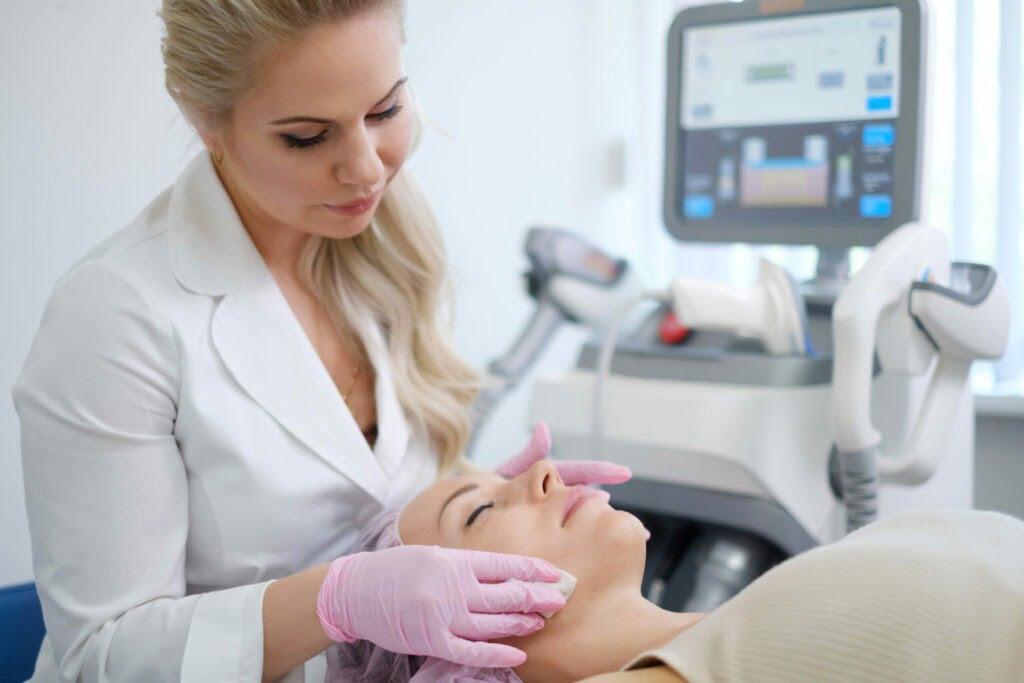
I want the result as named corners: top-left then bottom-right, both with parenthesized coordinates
top-left (679, 7), bottom-right (902, 225)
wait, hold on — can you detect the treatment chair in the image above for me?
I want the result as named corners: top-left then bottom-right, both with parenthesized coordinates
top-left (0, 583), bottom-right (45, 683)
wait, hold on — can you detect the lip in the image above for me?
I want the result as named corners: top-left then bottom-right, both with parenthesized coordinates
top-left (561, 486), bottom-right (609, 526)
top-left (323, 190), bottom-right (381, 216)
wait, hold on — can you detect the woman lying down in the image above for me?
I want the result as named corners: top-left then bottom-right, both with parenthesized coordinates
top-left (326, 424), bottom-right (1024, 683)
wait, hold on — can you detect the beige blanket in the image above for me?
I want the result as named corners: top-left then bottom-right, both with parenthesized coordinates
top-left (626, 510), bottom-right (1024, 682)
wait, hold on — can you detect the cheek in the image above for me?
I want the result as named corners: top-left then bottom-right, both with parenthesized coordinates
top-left (259, 169), bottom-right (314, 209)
top-left (234, 136), bottom-right (318, 207)
top-left (487, 528), bottom-right (586, 578)
top-left (461, 512), bottom-right (554, 560)
top-left (377, 119), bottom-right (414, 173)
top-left (491, 508), bottom-right (646, 585)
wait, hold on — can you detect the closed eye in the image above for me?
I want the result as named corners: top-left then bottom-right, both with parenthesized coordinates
top-left (466, 501), bottom-right (494, 527)
top-left (281, 130), bottom-right (329, 149)
top-left (368, 101), bottom-right (404, 122)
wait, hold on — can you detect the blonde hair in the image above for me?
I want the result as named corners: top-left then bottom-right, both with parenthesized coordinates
top-left (160, 0), bottom-right (479, 475)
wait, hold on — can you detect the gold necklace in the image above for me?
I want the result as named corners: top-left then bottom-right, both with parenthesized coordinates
top-left (342, 363), bottom-right (362, 405)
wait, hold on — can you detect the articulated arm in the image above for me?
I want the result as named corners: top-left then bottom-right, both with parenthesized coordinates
top-left (469, 228), bottom-right (642, 458)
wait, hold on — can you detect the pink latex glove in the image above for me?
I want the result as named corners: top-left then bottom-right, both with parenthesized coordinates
top-left (317, 545), bottom-right (567, 667)
top-left (496, 421), bottom-right (632, 487)
top-left (498, 422), bottom-right (650, 541)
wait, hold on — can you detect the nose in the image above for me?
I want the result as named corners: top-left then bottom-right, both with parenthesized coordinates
top-left (333, 125), bottom-right (386, 189)
top-left (522, 460), bottom-right (563, 502)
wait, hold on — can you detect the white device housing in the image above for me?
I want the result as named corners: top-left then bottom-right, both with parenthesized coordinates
top-left (833, 223), bottom-right (1010, 486)
top-left (670, 259), bottom-right (809, 355)
top-left (529, 367), bottom-right (972, 545)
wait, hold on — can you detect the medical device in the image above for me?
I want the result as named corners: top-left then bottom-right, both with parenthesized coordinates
top-left (831, 223), bottom-right (1010, 530)
top-left (468, 228), bottom-right (645, 456)
top-left (476, 0), bottom-right (1010, 612)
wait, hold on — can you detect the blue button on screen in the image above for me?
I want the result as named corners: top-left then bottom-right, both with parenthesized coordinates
top-left (867, 96), bottom-right (893, 111)
top-left (863, 124), bottom-right (895, 147)
top-left (684, 195), bottom-right (715, 219)
top-left (860, 194), bottom-right (893, 218)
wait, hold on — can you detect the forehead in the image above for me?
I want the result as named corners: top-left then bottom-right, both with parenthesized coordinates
top-left (244, 12), bottom-right (403, 115)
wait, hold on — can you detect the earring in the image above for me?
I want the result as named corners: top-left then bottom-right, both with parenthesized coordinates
top-left (212, 147), bottom-right (224, 165)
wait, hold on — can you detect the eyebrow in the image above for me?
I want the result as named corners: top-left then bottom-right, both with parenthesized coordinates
top-left (269, 77), bottom-right (408, 126)
top-left (437, 483), bottom-right (479, 528)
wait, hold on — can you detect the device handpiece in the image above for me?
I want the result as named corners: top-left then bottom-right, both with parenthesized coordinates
top-left (669, 259), bottom-right (811, 355)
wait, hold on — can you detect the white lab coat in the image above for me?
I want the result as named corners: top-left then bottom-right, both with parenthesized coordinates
top-left (13, 151), bottom-right (439, 683)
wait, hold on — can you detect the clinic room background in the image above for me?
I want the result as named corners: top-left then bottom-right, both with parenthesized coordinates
top-left (2, 0), bottom-right (1024, 590)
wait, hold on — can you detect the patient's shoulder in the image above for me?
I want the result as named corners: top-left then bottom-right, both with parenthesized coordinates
top-left (578, 666), bottom-right (686, 683)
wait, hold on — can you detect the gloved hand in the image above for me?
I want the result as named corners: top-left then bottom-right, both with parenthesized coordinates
top-left (498, 422), bottom-right (649, 541)
top-left (317, 545), bottom-right (567, 667)
top-left (496, 421), bottom-right (632, 487)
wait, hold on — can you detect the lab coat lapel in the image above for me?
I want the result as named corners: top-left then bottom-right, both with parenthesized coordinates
top-left (167, 152), bottom-right (390, 503)
top-left (211, 285), bottom-right (392, 503)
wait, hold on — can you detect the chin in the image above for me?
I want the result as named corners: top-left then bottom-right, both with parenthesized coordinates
top-left (610, 509), bottom-right (648, 547)
top-left (562, 507), bottom-right (647, 583)
top-left (314, 214), bottom-right (375, 241)
top-left (603, 511), bottom-right (649, 584)
top-left (575, 503), bottom-right (646, 544)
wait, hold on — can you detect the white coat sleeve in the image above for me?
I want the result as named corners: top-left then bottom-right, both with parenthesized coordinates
top-left (13, 258), bottom-right (271, 683)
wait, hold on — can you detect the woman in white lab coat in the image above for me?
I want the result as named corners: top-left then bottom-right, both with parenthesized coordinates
top-left (12, 1), bottom-right (630, 681)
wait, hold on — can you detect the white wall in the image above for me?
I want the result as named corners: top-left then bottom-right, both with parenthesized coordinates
top-left (402, 0), bottom-right (651, 467)
top-left (0, 1), bottom-right (647, 585)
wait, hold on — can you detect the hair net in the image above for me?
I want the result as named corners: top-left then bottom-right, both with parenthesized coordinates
top-left (324, 505), bottom-right (523, 683)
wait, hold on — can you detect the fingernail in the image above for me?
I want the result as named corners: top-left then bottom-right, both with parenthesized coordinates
top-left (537, 592), bottom-right (566, 612)
top-left (538, 562), bottom-right (561, 580)
top-left (544, 586), bottom-right (567, 602)
top-left (500, 652), bottom-right (528, 668)
top-left (643, 526), bottom-right (651, 541)
top-left (523, 615), bottom-right (545, 634)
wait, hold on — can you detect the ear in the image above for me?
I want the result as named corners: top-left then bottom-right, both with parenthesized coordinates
top-left (197, 130), bottom-right (219, 154)
top-left (193, 114), bottom-right (226, 155)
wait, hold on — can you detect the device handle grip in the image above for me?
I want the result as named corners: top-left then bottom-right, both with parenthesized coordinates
top-left (879, 355), bottom-right (971, 485)
top-left (832, 302), bottom-right (885, 452)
